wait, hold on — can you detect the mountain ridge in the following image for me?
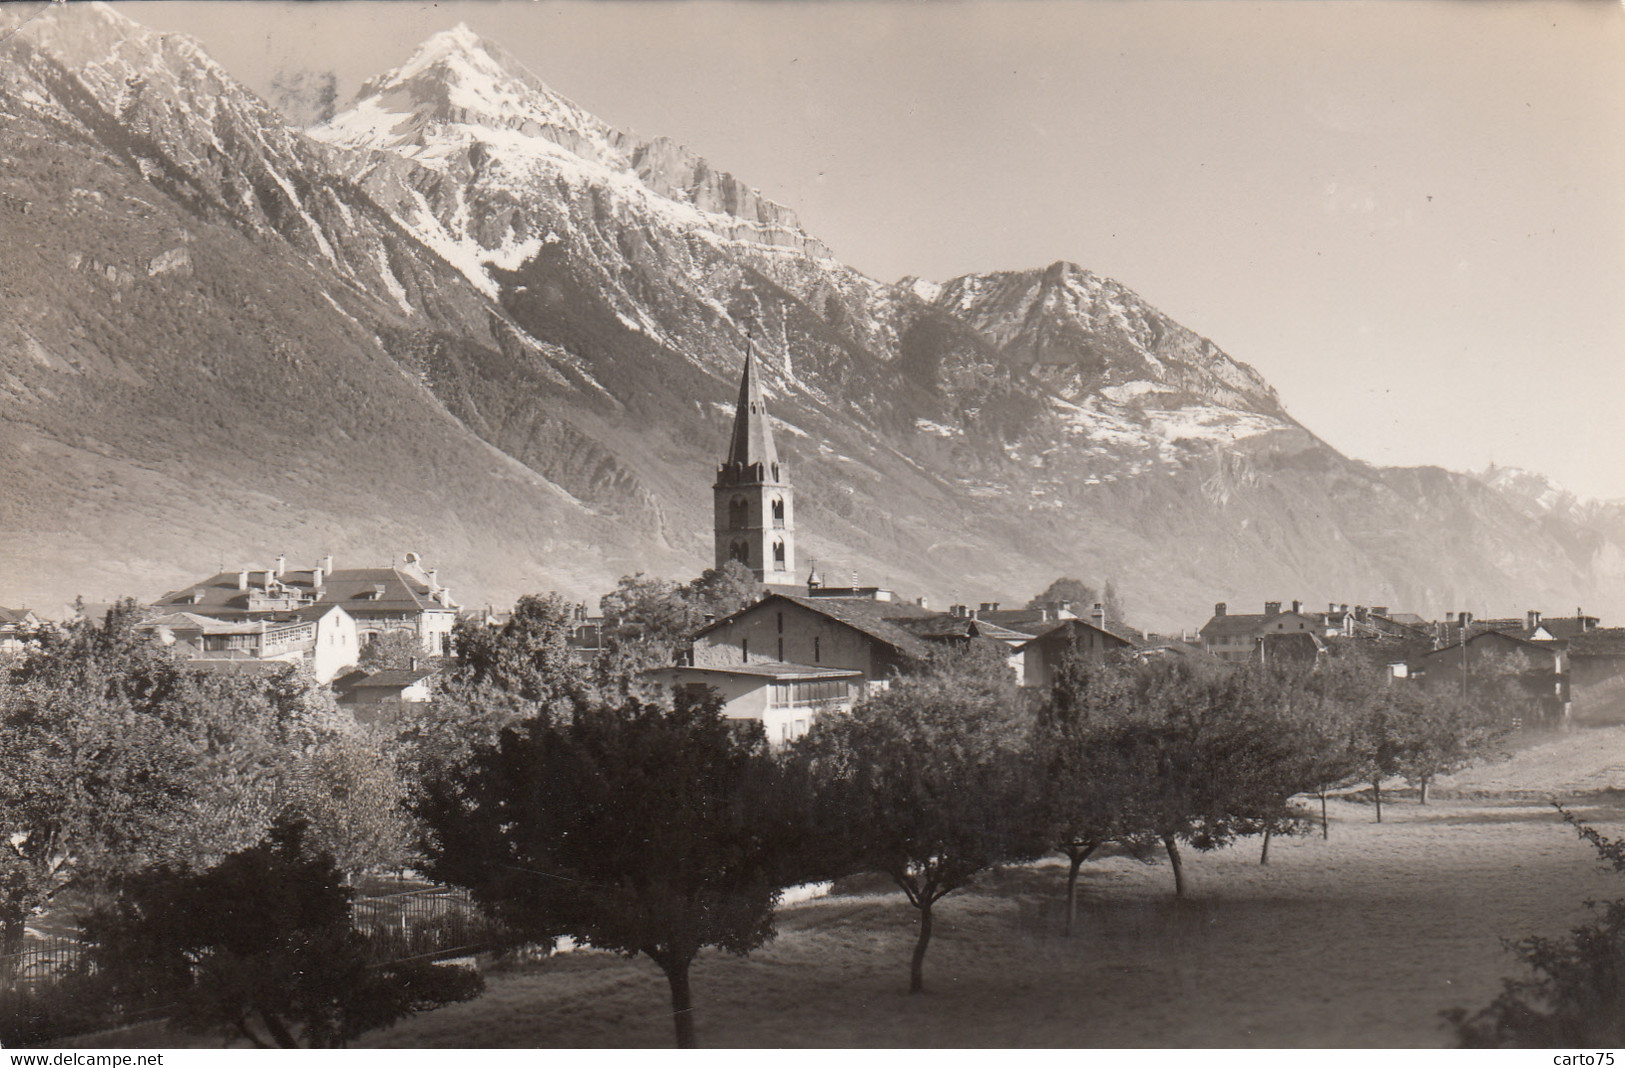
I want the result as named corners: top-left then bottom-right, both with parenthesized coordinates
top-left (1, 4), bottom-right (1621, 630)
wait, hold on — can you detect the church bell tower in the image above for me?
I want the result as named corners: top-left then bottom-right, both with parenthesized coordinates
top-left (714, 345), bottom-right (796, 586)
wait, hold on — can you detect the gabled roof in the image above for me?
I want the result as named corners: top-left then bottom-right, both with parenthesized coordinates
top-left (311, 569), bottom-right (450, 614)
top-left (693, 593), bottom-right (936, 662)
top-left (970, 608), bottom-right (1072, 633)
top-left (155, 568), bottom-right (452, 618)
top-left (1570, 628), bottom-right (1625, 658)
top-left (651, 661), bottom-right (863, 680)
top-left (891, 616), bottom-right (1037, 643)
top-left (1201, 611), bottom-right (1318, 640)
top-left (140, 611), bottom-right (263, 635)
top-left (1419, 627), bottom-right (1555, 660)
top-left (350, 667), bottom-right (440, 690)
top-left (1015, 617), bottom-right (1141, 654)
top-left (1536, 617), bottom-right (1603, 641)
top-left (1135, 639), bottom-right (1225, 666)
top-left (0, 607), bottom-right (37, 626)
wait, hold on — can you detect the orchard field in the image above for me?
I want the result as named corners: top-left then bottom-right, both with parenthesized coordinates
top-left (369, 725), bottom-right (1625, 1047)
top-left (75, 725), bottom-right (1625, 1049)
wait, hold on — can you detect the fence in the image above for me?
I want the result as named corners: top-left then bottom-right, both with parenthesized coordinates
top-left (351, 886), bottom-right (506, 962)
top-left (0, 935), bottom-right (86, 989)
top-left (0, 885), bottom-right (505, 1045)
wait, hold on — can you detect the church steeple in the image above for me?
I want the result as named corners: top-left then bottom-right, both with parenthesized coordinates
top-left (714, 344), bottom-right (796, 586)
top-left (724, 344), bottom-right (779, 476)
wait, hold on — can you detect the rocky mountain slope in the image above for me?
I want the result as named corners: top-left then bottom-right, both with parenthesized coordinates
top-left (1, 4), bottom-right (1620, 630)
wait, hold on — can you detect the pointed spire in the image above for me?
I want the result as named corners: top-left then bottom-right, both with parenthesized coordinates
top-left (724, 341), bottom-right (778, 474)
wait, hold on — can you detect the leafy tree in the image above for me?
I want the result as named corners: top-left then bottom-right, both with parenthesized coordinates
top-left (0, 605), bottom-right (333, 968)
top-left (1123, 659), bottom-right (1312, 894)
top-left (1025, 577), bottom-right (1100, 612)
top-left (1273, 664), bottom-right (1363, 839)
top-left (357, 629), bottom-right (425, 673)
top-left (596, 562), bottom-right (761, 689)
top-left (417, 691), bottom-right (814, 1048)
top-left (277, 733), bottom-right (415, 880)
top-left (397, 593), bottom-right (593, 791)
top-left (1447, 808), bottom-right (1625, 1046)
top-left (1394, 686), bottom-right (1506, 804)
top-left (801, 647), bottom-right (1048, 991)
top-left (84, 820), bottom-right (482, 1048)
top-left (1299, 652), bottom-right (1407, 823)
top-left (1033, 650), bottom-right (1153, 932)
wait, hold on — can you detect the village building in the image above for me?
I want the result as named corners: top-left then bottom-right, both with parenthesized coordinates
top-left (1566, 628), bottom-right (1625, 724)
top-left (1198, 601), bottom-right (1320, 663)
top-left (1412, 629), bottom-right (1569, 726)
top-left (1015, 616), bottom-right (1140, 689)
top-left (337, 663), bottom-right (443, 725)
top-left (138, 603), bottom-right (359, 683)
top-left (0, 606), bottom-right (40, 656)
top-left (641, 660), bottom-right (866, 746)
top-left (152, 552), bottom-right (458, 657)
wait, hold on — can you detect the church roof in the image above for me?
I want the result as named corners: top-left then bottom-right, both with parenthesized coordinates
top-left (723, 346), bottom-right (779, 472)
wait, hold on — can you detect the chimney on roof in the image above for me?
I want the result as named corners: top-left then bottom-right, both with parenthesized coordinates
top-left (1373, 606), bottom-right (1388, 618)
top-left (262, 570), bottom-right (275, 590)
top-left (1093, 602), bottom-right (1106, 625)
top-left (1264, 601), bottom-right (1282, 618)
top-left (1328, 602), bottom-right (1336, 614)
top-left (238, 569), bottom-right (250, 591)
top-left (915, 596), bottom-right (929, 610)
top-left (1214, 602), bottom-right (1227, 617)
top-left (1355, 605), bottom-right (1367, 622)
top-left (1291, 599), bottom-right (1302, 615)
top-left (321, 555), bottom-right (334, 574)
top-left (1528, 610), bottom-right (1542, 630)
top-left (1340, 604), bottom-right (1349, 614)
top-left (275, 554), bottom-right (286, 577)
top-left (409, 656), bottom-right (418, 672)
top-left (427, 568), bottom-right (439, 589)
top-left (1446, 612), bottom-right (1456, 623)
top-left (312, 566), bottom-right (324, 588)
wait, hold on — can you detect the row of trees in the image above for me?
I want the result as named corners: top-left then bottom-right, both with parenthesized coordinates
top-left (404, 632), bottom-right (1510, 1043)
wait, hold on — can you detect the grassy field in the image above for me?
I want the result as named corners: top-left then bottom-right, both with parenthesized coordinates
top-left (77, 726), bottom-right (1625, 1048)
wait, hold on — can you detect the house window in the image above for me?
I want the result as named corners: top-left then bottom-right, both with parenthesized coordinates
top-left (742, 638), bottom-right (748, 664)
top-left (778, 637), bottom-right (784, 661)
top-left (814, 636), bottom-right (820, 663)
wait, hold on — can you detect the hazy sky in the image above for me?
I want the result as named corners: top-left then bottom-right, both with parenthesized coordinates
top-left (120, 0), bottom-right (1625, 500)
